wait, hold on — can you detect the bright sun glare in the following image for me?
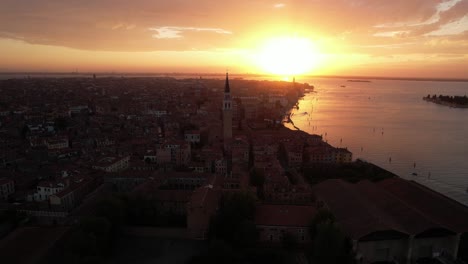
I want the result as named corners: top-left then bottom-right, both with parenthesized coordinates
top-left (257, 37), bottom-right (320, 76)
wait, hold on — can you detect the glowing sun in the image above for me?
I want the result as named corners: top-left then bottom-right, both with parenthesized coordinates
top-left (257, 37), bottom-right (320, 76)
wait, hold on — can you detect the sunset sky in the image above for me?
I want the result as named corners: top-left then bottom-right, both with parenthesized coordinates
top-left (1, 0), bottom-right (467, 78)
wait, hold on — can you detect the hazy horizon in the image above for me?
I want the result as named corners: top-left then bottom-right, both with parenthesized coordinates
top-left (2, 71), bottom-right (468, 83)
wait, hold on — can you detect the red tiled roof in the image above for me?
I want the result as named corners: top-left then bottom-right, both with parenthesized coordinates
top-left (153, 190), bottom-right (192, 202)
top-left (255, 204), bottom-right (316, 227)
top-left (158, 171), bottom-right (212, 179)
top-left (53, 177), bottom-right (93, 198)
top-left (313, 178), bottom-right (468, 240)
top-left (313, 179), bottom-right (406, 239)
top-left (355, 180), bottom-right (440, 235)
top-left (131, 180), bottom-right (160, 195)
top-left (105, 170), bottom-right (150, 179)
top-left (377, 177), bottom-right (468, 233)
top-left (37, 180), bottom-right (64, 188)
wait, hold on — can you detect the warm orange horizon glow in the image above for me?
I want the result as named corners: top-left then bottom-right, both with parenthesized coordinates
top-left (0, 1), bottom-right (467, 78)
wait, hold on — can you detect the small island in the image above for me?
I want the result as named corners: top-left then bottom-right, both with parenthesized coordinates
top-left (347, 79), bottom-right (371, 82)
top-left (423, 94), bottom-right (468, 108)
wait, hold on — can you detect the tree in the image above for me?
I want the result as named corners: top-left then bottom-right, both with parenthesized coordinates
top-left (65, 229), bottom-right (99, 263)
top-left (250, 169), bottom-right (265, 199)
top-left (282, 232), bottom-right (298, 250)
top-left (20, 125), bottom-right (29, 139)
top-left (62, 217), bottom-right (113, 264)
top-left (312, 223), bottom-right (346, 264)
top-left (125, 194), bottom-right (159, 226)
top-left (250, 169), bottom-right (265, 187)
top-left (80, 217), bottom-right (112, 254)
top-left (95, 197), bottom-right (125, 234)
top-left (309, 209), bottom-right (336, 239)
top-left (210, 192), bottom-right (258, 247)
top-left (189, 239), bottom-right (239, 264)
top-left (308, 210), bottom-right (356, 264)
top-left (221, 192), bottom-right (256, 221)
top-left (54, 117), bottom-right (68, 131)
top-left (232, 219), bottom-right (258, 247)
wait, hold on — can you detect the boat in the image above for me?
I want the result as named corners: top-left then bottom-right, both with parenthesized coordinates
top-left (411, 172), bottom-right (418, 176)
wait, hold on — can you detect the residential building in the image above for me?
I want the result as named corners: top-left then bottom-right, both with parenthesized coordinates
top-left (184, 130), bottom-right (201, 144)
top-left (283, 141), bottom-right (303, 167)
top-left (28, 181), bottom-right (65, 202)
top-left (255, 204), bottom-right (316, 244)
top-left (0, 178), bottom-right (14, 200)
top-left (163, 141), bottom-right (191, 166)
top-left (45, 136), bottom-right (69, 150)
top-left (334, 148), bottom-right (353, 163)
top-left (93, 156), bottom-right (130, 172)
top-left (231, 136), bottom-right (250, 166)
top-left (49, 176), bottom-right (95, 212)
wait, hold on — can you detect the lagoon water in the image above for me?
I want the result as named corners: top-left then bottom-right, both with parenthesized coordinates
top-left (286, 78), bottom-right (468, 205)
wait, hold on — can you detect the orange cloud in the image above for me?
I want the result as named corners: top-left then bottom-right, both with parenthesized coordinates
top-left (0, 0), bottom-right (467, 77)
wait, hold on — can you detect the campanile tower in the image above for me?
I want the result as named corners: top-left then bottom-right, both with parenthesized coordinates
top-left (222, 73), bottom-right (233, 142)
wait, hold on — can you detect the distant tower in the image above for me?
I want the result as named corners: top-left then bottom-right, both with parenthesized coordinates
top-left (223, 72), bottom-right (233, 143)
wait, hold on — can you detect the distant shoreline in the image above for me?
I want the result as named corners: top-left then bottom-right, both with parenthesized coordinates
top-left (1, 72), bottom-right (468, 83)
top-left (423, 95), bottom-right (468, 108)
top-left (347, 79), bottom-right (371, 83)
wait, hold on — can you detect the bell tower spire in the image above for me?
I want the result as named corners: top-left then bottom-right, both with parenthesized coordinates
top-left (223, 71), bottom-right (233, 144)
top-left (225, 72), bottom-right (230, 93)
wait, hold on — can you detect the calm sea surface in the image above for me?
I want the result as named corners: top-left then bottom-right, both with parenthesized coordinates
top-left (285, 78), bottom-right (468, 205)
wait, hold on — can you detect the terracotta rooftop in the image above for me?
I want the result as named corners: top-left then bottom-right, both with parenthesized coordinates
top-left (255, 204), bottom-right (316, 227)
top-left (314, 179), bottom-right (408, 239)
top-left (376, 177), bottom-right (468, 233)
top-left (52, 177), bottom-right (94, 198)
top-left (313, 178), bottom-right (468, 240)
top-left (152, 189), bottom-right (192, 202)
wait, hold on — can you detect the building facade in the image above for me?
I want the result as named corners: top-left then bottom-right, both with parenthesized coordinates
top-left (0, 178), bottom-right (14, 200)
